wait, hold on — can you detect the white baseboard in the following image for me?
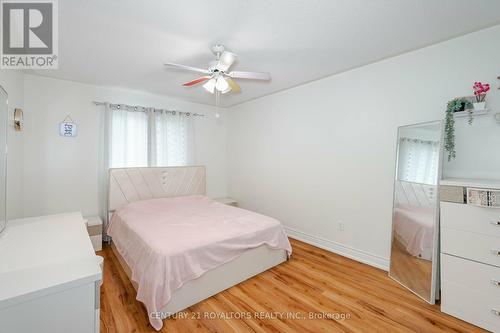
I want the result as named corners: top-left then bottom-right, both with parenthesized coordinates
top-left (285, 226), bottom-right (390, 271)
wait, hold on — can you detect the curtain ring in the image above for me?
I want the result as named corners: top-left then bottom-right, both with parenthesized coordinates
top-left (186, 112), bottom-right (190, 116)
top-left (172, 111), bottom-right (176, 115)
top-left (117, 104), bottom-right (121, 109)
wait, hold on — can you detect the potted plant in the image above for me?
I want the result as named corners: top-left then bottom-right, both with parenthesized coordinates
top-left (444, 97), bottom-right (472, 161)
top-left (472, 81), bottom-right (490, 110)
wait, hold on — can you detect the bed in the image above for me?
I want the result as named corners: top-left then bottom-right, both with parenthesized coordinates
top-left (393, 180), bottom-right (437, 260)
top-left (393, 204), bottom-right (435, 259)
top-left (106, 166), bottom-right (291, 331)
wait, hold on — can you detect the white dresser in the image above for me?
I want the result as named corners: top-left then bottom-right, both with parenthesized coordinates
top-left (85, 216), bottom-right (103, 251)
top-left (0, 212), bottom-right (102, 333)
top-left (440, 178), bottom-right (500, 332)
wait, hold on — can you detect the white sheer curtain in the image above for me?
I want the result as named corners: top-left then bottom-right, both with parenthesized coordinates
top-left (397, 137), bottom-right (440, 185)
top-left (110, 108), bottom-right (149, 168)
top-left (98, 103), bottom-right (112, 240)
top-left (152, 111), bottom-right (194, 166)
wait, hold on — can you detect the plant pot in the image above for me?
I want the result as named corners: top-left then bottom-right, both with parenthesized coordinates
top-left (473, 102), bottom-right (486, 111)
top-left (458, 102), bottom-right (466, 111)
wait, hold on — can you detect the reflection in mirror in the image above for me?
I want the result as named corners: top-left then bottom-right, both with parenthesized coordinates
top-left (0, 87), bottom-right (7, 234)
top-left (389, 121), bottom-right (442, 304)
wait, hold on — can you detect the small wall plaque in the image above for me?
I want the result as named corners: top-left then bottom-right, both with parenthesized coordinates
top-left (59, 115), bottom-right (77, 137)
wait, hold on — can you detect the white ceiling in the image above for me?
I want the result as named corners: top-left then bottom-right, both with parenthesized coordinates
top-left (31, 0), bottom-right (500, 107)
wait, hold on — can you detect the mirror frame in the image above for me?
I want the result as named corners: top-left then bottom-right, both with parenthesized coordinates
top-left (388, 120), bottom-right (444, 304)
top-left (0, 85), bottom-right (7, 235)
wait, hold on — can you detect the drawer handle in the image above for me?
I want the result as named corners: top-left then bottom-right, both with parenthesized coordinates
top-left (492, 279), bottom-right (500, 286)
top-left (492, 309), bottom-right (500, 317)
top-left (491, 249), bottom-right (500, 256)
top-left (491, 221), bottom-right (500, 226)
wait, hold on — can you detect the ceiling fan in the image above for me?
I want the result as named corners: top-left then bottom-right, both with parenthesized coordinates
top-left (164, 45), bottom-right (271, 95)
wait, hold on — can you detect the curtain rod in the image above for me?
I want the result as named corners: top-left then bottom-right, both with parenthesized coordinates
top-left (92, 101), bottom-right (205, 117)
top-left (400, 137), bottom-right (439, 145)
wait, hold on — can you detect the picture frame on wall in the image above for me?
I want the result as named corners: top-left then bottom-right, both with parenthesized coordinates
top-left (59, 115), bottom-right (77, 137)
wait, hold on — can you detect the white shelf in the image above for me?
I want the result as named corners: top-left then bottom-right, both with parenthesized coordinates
top-left (441, 178), bottom-right (500, 189)
top-left (453, 109), bottom-right (488, 118)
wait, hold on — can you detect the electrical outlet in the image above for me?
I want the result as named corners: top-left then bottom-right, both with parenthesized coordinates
top-left (338, 221), bottom-right (345, 231)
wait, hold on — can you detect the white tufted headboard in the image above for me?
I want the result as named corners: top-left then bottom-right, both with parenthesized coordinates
top-left (108, 166), bottom-right (206, 212)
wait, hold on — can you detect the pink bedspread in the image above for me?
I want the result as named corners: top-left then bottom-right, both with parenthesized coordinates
top-left (107, 195), bottom-right (292, 330)
top-left (394, 204), bottom-right (435, 256)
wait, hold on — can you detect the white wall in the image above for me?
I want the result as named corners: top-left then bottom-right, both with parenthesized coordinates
top-left (227, 25), bottom-right (500, 269)
top-left (445, 108), bottom-right (500, 179)
top-left (0, 71), bottom-right (24, 219)
top-left (22, 75), bottom-right (227, 218)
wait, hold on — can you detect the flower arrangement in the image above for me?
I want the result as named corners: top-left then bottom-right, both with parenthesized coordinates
top-left (473, 82), bottom-right (490, 102)
top-left (472, 82), bottom-right (490, 111)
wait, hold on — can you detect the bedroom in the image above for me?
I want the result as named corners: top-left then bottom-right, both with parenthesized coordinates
top-left (0, 0), bottom-right (499, 332)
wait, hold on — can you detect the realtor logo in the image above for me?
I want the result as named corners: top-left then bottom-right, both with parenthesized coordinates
top-left (1, 0), bottom-right (58, 69)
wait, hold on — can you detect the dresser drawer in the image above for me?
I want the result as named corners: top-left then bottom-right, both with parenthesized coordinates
top-left (442, 254), bottom-right (500, 296)
top-left (441, 279), bottom-right (500, 332)
top-left (442, 228), bottom-right (500, 267)
top-left (441, 202), bottom-right (500, 237)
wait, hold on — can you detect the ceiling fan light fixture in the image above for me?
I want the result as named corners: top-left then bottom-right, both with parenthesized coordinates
top-left (215, 77), bottom-right (229, 92)
top-left (165, 45), bottom-right (271, 96)
top-left (217, 51), bottom-right (237, 72)
top-left (203, 78), bottom-right (216, 94)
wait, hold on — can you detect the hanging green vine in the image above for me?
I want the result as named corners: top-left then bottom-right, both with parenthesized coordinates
top-left (444, 97), bottom-right (472, 161)
top-left (444, 101), bottom-right (456, 161)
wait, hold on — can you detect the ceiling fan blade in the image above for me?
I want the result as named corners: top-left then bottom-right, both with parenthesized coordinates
top-left (226, 77), bottom-right (241, 93)
top-left (164, 63), bottom-right (210, 74)
top-left (228, 71), bottom-right (270, 81)
top-left (216, 51), bottom-right (237, 72)
top-left (182, 76), bottom-right (211, 87)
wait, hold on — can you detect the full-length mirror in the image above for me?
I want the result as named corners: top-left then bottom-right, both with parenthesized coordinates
top-left (0, 87), bottom-right (7, 234)
top-left (389, 121), bottom-right (442, 303)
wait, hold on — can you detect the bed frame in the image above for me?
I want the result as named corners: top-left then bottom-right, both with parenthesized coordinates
top-left (107, 166), bottom-right (288, 318)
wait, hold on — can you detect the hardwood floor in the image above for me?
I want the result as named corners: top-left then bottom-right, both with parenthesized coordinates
top-left (98, 239), bottom-right (486, 333)
top-left (389, 238), bottom-right (433, 299)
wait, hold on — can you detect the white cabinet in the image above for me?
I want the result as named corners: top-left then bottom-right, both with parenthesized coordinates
top-left (0, 212), bottom-right (102, 333)
top-left (440, 179), bottom-right (500, 332)
top-left (214, 197), bottom-right (238, 206)
top-left (85, 216), bottom-right (103, 251)
top-left (442, 255), bottom-right (500, 330)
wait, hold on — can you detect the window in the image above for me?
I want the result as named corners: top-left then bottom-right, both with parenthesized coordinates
top-left (109, 106), bottom-right (193, 168)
